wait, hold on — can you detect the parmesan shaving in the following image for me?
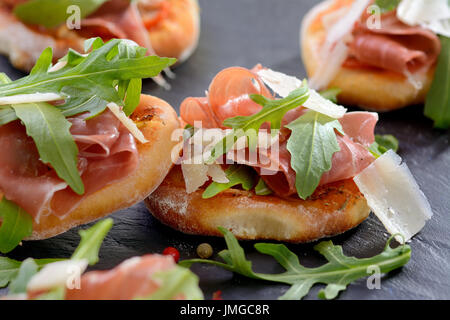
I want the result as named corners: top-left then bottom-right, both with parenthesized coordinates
top-left (207, 163), bottom-right (229, 183)
top-left (182, 163), bottom-right (209, 194)
top-left (257, 68), bottom-right (347, 118)
top-left (353, 150), bottom-right (433, 242)
top-left (27, 259), bottom-right (88, 292)
top-left (181, 162), bottom-right (229, 193)
top-left (397, 0), bottom-right (450, 37)
top-left (0, 92), bottom-right (63, 106)
top-left (107, 102), bottom-right (149, 144)
top-left (48, 61), bottom-right (68, 72)
top-left (307, 0), bottom-right (370, 90)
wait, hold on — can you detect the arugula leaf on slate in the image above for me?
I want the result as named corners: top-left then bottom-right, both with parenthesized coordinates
top-left (0, 257), bottom-right (62, 288)
top-left (207, 86), bottom-right (309, 163)
top-left (285, 111), bottom-right (343, 200)
top-left (424, 35), bottom-right (450, 129)
top-left (137, 266), bottom-right (204, 300)
top-left (14, 0), bottom-right (109, 28)
top-left (7, 258), bottom-right (38, 295)
top-left (0, 198), bottom-right (33, 254)
top-left (202, 165), bottom-right (256, 199)
top-left (71, 218), bottom-right (113, 265)
top-left (0, 218), bottom-right (113, 293)
top-left (179, 227), bottom-right (411, 300)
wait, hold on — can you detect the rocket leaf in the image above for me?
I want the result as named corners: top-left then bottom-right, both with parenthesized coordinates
top-left (0, 38), bottom-right (176, 118)
top-left (0, 198), bottom-right (33, 254)
top-left (12, 102), bottom-right (83, 195)
top-left (285, 111), bottom-right (343, 200)
top-left (207, 86), bottom-right (309, 163)
top-left (180, 227), bottom-right (411, 300)
top-left (424, 35), bottom-right (450, 129)
top-left (14, 0), bottom-right (109, 28)
top-left (71, 218), bottom-right (113, 265)
top-left (202, 165), bottom-right (256, 199)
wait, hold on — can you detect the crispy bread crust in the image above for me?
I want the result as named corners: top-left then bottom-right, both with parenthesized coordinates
top-left (0, 95), bottom-right (180, 240)
top-left (300, 0), bottom-right (435, 111)
top-left (145, 166), bottom-right (370, 243)
top-left (0, 0), bottom-right (200, 71)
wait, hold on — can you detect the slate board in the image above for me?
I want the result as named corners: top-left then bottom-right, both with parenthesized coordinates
top-left (1, 0), bottom-right (449, 300)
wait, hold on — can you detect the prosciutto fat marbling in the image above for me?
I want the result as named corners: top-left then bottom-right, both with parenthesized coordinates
top-left (0, 109), bottom-right (138, 222)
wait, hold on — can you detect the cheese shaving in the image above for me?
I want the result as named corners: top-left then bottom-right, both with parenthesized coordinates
top-left (397, 0), bottom-right (450, 37)
top-left (107, 102), bottom-right (149, 144)
top-left (0, 92), bottom-right (63, 106)
top-left (27, 259), bottom-right (88, 292)
top-left (257, 68), bottom-right (347, 118)
top-left (353, 150), bottom-right (433, 242)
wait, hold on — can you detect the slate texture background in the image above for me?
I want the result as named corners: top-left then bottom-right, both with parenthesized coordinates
top-left (1, 0), bottom-right (449, 300)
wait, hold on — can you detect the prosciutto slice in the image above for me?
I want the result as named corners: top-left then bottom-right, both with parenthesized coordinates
top-left (79, 0), bottom-right (156, 55)
top-left (180, 66), bottom-right (377, 197)
top-left (0, 110), bottom-right (138, 222)
top-left (348, 10), bottom-right (441, 74)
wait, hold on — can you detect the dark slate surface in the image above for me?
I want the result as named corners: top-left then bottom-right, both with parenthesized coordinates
top-left (1, 0), bottom-right (449, 300)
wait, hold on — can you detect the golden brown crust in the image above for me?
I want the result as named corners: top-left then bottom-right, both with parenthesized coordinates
top-left (145, 166), bottom-right (370, 243)
top-left (300, 0), bottom-right (435, 111)
top-left (0, 0), bottom-right (200, 71)
top-left (0, 95), bottom-right (180, 240)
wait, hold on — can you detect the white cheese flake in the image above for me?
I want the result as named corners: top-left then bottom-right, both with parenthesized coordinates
top-left (107, 102), bottom-right (149, 144)
top-left (27, 259), bottom-right (88, 292)
top-left (397, 0), bottom-right (450, 37)
top-left (0, 92), bottom-right (63, 106)
top-left (353, 150), bottom-right (433, 242)
top-left (257, 68), bottom-right (347, 118)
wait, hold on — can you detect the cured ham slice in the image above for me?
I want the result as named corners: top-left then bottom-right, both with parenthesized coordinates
top-left (0, 110), bottom-right (139, 222)
top-left (180, 66), bottom-right (377, 197)
top-left (181, 67), bottom-right (273, 128)
top-left (348, 10), bottom-right (441, 74)
top-left (65, 255), bottom-right (178, 300)
top-left (80, 0), bottom-right (156, 54)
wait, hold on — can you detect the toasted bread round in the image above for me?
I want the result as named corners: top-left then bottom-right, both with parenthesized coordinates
top-left (147, 0), bottom-right (200, 64)
top-left (300, 0), bottom-right (435, 111)
top-left (0, 0), bottom-right (200, 71)
top-left (0, 95), bottom-right (180, 240)
top-left (145, 166), bottom-right (370, 243)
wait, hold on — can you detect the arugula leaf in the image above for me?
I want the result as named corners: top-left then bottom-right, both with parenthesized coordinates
top-left (255, 178), bottom-right (273, 196)
top-left (71, 218), bottom-right (113, 265)
top-left (0, 218), bottom-right (112, 293)
top-left (0, 108), bottom-right (16, 126)
top-left (424, 36), bottom-right (450, 129)
top-left (12, 102), bottom-right (83, 194)
top-left (285, 111), bottom-right (343, 200)
top-left (207, 86), bottom-right (309, 162)
top-left (0, 73), bottom-right (17, 126)
top-left (0, 257), bottom-right (62, 288)
top-left (319, 88), bottom-right (341, 103)
top-left (0, 39), bottom-right (176, 117)
top-left (369, 134), bottom-right (399, 157)
top-left (14, 0), bottom-right (109, 28)
top-left (180, 227), bottom-right (411, 300)
top-left (0, 198), bottom-right (33, 254)
top-left (7, 258), bottom-right (38, 295)
top-left (137, 266), bottom-right (204, 300)
top-left (202, 165), bottom-right (256, 199)
top-left (374, 0), bottom-right (401, 12)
